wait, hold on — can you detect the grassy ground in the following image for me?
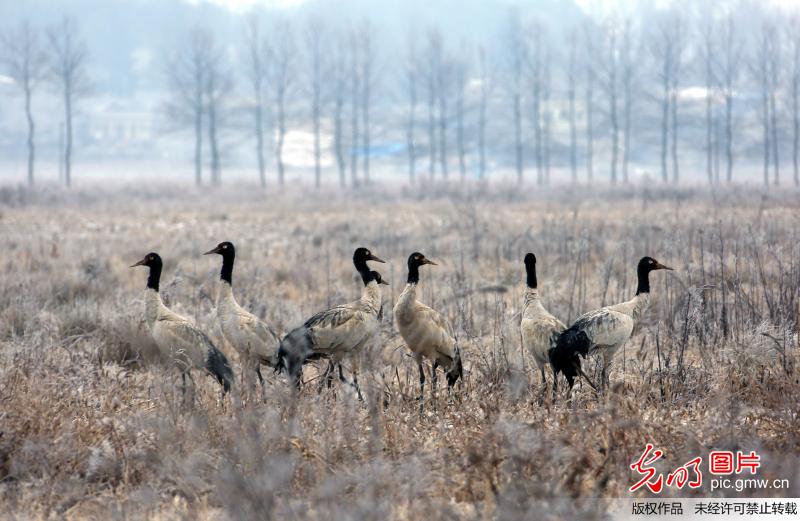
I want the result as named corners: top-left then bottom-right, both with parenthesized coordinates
top-left (0, 183), bottom-right (798, 519)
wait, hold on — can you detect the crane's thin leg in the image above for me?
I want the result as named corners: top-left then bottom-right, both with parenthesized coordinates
top-left (417, 359), bottom-right (425, 415)
top-left (431, 360), bottom-right (439, 402)
top-left (317, 360), bottom-right (333, 394)
top-left (351, 372), bottom-right (364, 402)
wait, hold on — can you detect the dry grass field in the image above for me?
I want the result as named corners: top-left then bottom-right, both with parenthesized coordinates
top-left (0, 183), bottom-right (798, 519)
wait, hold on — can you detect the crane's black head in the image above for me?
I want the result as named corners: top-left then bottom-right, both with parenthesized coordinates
top-left (636, 256), bottom-right (673, 295)
top-left (204, 241), bottom-right (236, 284)
top-left (407, 252), bottom-right (436, 284)
top-left (524, 253), bottom-right (537, 289)
top-left (353, 247), bottom-right (385, 267)
top-left (204, 241), bottom-right (235, 258)
top-left (371, 271), bottom-right (389, 285)
top-left (130, 252), bottom-right (163, 292)
top-left (353, 247), bottom-right (385, 285)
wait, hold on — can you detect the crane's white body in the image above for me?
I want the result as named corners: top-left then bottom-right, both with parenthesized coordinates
top-left (144, 288), bottom-right (212, 372)
top-left (571, 292), bottom-right (650, 383)
top-left (216, 280), bottom-right (279, 367)
top-left (394, 283), bottom-right (457, 367)
top-left (520, 288), bottom-right (565, 379)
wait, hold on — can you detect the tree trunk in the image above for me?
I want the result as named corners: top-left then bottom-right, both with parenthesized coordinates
top-left (63, 87), bottom-right (72, 188)
top-left (670, 84), bottom-right (679, 184)
top-left (208, 95), bottom-right (220, 186)
top-left (334, 86), bottom-right (346, 188)
top-left (24, 84), bottom-right (35, 186)
top-left (794, 43), bottom-right (799, 186)
top-left (705, 36), bottom-right (713, 185)
top-left (438, 86), bottom-right (448, 180)
top-left (406, 69), bottom-right (416, 185)
top-left (608, 32), bottom-right (618, 185)
top-left (769, 65), bottom-right (779, 186)
top-left (585, 60), bottom-right (594, 183)
top-left (725, 92), bottom-right (733, 184)
top-left (194, 82), bottom-right (203, 187)
top-left (660, 54), bottom-right (670, 183)
top-left (427, 76), bottom-right (436, 181)
top-left (312, 70), bottom-right (321, 189)
top-left (255, 102), bottom-right (266, 188)
top-left (568, 34), bottom-right (577, 184)
top-left (350, 42), bottom-right (360, 188)
top-left (456, 71), bottom-right (466, 182)
top-left (276, 90), bottom-right (286, 187)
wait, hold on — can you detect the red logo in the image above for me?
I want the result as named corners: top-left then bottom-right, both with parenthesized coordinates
top-left (630, 445), bottom-right (761, 493)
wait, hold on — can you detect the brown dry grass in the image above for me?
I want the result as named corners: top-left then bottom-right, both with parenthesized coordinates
top-left (0, 183), bottom-right (798, 520)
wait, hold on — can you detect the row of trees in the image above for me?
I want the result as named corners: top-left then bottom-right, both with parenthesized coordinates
top-left (3, 2), bottom-right (800, 188)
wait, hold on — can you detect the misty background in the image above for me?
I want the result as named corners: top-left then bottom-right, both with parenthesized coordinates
top-left (0, 0), bottom-right (798, 187)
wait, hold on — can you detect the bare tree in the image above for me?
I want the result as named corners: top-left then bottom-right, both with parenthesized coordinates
top-left (358, 21), bottom-right (375, 185)
top-left (404, 30), bottom-right (418, 184)
top-left (421, 28), bottom-right (444, 182)
top-left (477, 46), bottom-right (491, 180)
top-left (268, 21), bottom-right (295, 188)
top-left (598, 18), bottom-right (620, 184)
top-left (651, 14), bottom-right (679, 183)
top-left (505, 11), bottom-right (525, 183)
top-left (584, 21), bottom-right (596, 183)
top-left (331, 33), bottom-right (348, 188)
top-left (541, 47), bottom-right (553, 184)
top-left (1, 22), bottom-right (47, 186)
top-left (698, 9), bottom-right (716, 184)
top-left (305, 16), bottom-right (326, 189)
top-left (436, 38), bottom-right (450, 180)
top-left (767, 25), bottom-right (780, 186)
top-left (717, 13), bottom-right (741, 183)
top-left (348, 26), bottom-right (360, 187)
top-left (525, 22), bottom-right (544, 186)
top-left (204, 36), bottom-right (231, 186)
top-left (565, 30), bottom-right (578, 184)
top-left (453, 50), bottom-right (469, 183)
top-left (244, 16), bottom-right (269, 188)
top-left (620, 19), bottom-right (636, 184)
top-left (166, 29), bottom-right (209, 186)
top-left (669, 14), bottom-right (685, 184)
top-left (47, 17), bottom-right (90, 188)
top-left (790, 16), bottom-right (800, 186)
top-left (752, 20), bottom-right (773, 187)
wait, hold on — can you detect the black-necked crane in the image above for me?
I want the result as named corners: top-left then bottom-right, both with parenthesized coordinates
top-left (204, 241), bottom-right (280, 396)
top-left (319, 270), bottom-right (389, 391)
top-left (131, 252), bottom-right (234, 397)
top-left (519, 253), bottom-right (565, 392)
top-left (550, 256), bottom-right (673, 393)
top-left (393, 252), bottom-right (463, 413)
top-left (276, 247), bottom-right (386, 397)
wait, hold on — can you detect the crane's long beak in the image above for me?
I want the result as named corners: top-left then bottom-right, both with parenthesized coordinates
top-left (422, 258), bottom-right (438, 266)
top-left (367, 253), bottom-right (386, 263)
top-left (203, 246), bottom-right (220, 255)
top-left (655, 262), bottom-right (674, 271)
top-left (130, 258), bottom-right (147, 268)
top-left (378, 279), bottom-right (389, 285)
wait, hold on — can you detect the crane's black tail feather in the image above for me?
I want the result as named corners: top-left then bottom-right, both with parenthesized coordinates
top-left (206, 346), bottom-right (234, 393)
top-left (446, 344), bottom-right (464, 387)
top-left (549, 327), bottom-right (592, 389)
top-left (275, 326), bottom-right (317, 386)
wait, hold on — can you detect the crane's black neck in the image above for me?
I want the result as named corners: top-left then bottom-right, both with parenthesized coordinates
top-left (354, 257), bottom-right (375, 286)
top-left (220, 252), bottom-right (234, 285)
top-left (636, 266), bottom-right (651, 295)
top-left (407, 263), bottom-right (420, 285)
top-left (147, 263), bottom-right (162, 292)
top-left (526, 263), bottom-right (537, 289)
